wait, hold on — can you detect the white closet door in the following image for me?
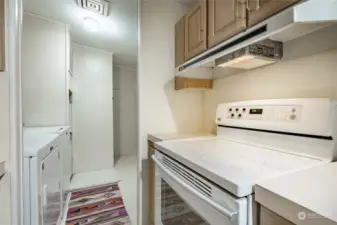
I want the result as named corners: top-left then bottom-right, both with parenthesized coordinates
top-left (72, 44), bottom-right (114, 173)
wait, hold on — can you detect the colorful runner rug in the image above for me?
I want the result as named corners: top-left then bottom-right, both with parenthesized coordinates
top-left (66, 182), bottom-right (132, 225)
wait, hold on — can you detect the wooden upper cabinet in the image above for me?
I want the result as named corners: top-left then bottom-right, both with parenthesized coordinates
top-left (184, 0), bottom-right (207, 61)
top-left (248, 0), bottom-right (301, 27)
top-left (175, 17), bottom-right (185, 68)
top-left (208, 0), bottom-right (247, 48)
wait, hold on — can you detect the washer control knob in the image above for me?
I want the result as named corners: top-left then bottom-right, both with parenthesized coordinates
top-left (290, 115), bottom-right (296, 120)
top-left (231, 114), bottom-right (235, 118)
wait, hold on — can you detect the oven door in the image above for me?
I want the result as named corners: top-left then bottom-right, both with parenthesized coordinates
top-left (152, 151), bottom-right (248, 225)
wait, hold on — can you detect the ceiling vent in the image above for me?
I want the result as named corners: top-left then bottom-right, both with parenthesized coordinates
top-left (77, 0), bottom-right (110, 16)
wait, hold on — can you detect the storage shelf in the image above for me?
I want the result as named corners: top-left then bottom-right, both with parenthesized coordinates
top-left (175, 77), bottom-right (212, 90)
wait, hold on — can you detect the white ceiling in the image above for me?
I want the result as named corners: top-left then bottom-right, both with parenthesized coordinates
top-left (23, 0), bottom-right (138, 69)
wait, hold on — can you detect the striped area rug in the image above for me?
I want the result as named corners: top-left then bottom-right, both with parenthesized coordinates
top-left (66, 182), bottom-right (132, 225)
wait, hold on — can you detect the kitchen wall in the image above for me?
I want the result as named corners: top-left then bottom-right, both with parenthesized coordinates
top-left (205, 27), bottom-right (337, 132)
top-left (139, 0), bottom-right (205, 159)
top-left (113, 65), bottom-right (138, 158)
top-left (72, 44), bottom-right (114, 173)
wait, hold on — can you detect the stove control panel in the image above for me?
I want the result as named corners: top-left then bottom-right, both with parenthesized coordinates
top-left (215, 99), bottom-right (337, 136)
top-left (226, 105), bottom-right (302, 122)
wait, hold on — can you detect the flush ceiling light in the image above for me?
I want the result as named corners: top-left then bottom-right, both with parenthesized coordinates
top-left (84, 17), bottom-right (99, 32)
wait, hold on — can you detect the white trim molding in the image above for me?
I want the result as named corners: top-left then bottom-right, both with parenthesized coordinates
top-left (8, 0), bottom-right (24, 224)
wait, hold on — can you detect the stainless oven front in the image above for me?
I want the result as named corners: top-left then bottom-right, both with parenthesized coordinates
top-left (152, 150), bottom-right (250, 225)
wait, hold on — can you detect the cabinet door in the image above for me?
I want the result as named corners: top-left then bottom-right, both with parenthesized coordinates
top-left (208, 0), bottom-right (247, 48)
top-left (260, 205), bottom-right (295, 225)
top-left (248, 0), bottom-right (301, 27)
top-left (175, 17), bottom-right (185, 67)
top-left (185, 0), bottom-right (207, 60)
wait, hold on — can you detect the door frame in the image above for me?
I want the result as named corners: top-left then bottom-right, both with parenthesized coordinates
top-left (8, 0), bottom-right (24, 224)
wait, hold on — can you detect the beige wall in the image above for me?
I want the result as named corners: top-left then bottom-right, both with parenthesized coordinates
top-left (205, 48), bottom-right (337, 133)
top-left (139, 0), bottom-right (205, 159)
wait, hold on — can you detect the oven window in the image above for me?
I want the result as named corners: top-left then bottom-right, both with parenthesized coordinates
top-left (161, 179), bottom-right (210, 225)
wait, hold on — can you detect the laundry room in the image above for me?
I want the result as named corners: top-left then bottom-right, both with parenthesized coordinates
top-left (20, 0), bottom-right (138, 224)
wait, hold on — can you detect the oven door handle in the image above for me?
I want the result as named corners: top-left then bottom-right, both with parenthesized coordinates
top-left (151, 154), bottom-right (239, 222)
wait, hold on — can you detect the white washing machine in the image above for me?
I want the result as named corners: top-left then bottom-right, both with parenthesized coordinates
top-left (24, 126), bottom-right (73, 191)
top-left (23, 132), bottom-right (63, 225)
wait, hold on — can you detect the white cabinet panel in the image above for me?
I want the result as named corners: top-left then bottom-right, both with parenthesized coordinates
top-left (22, 13), bottom-right (68, 126)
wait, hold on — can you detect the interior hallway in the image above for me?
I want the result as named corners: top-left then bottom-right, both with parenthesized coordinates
top-left (70, 156), bottom-right (138, 224)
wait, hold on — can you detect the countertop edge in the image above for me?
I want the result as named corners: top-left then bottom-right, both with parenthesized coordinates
top-left (255, 185), bottom-right (336, 225)
top-left (148, 132), bottom-right (215, 143)
top-left (147, 134), bottom-right (162, 143)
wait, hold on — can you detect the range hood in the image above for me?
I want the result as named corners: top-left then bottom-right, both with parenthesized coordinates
top-left (215, 39), bottom-right (283, 70)
top-left (176, 0), bottom-right (337, 78)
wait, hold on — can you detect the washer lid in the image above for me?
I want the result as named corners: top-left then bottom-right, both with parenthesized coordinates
top-left (155, 137), bottom-right (326, 197)
top-left (23, 132), bottom-right (59, 157)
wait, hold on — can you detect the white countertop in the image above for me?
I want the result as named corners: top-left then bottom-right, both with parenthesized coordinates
top-left (256, 162), bottom-right (337, 225)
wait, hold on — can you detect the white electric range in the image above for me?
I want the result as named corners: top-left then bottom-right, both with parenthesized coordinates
top-left (152, 98), bottom-right (337, 225)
